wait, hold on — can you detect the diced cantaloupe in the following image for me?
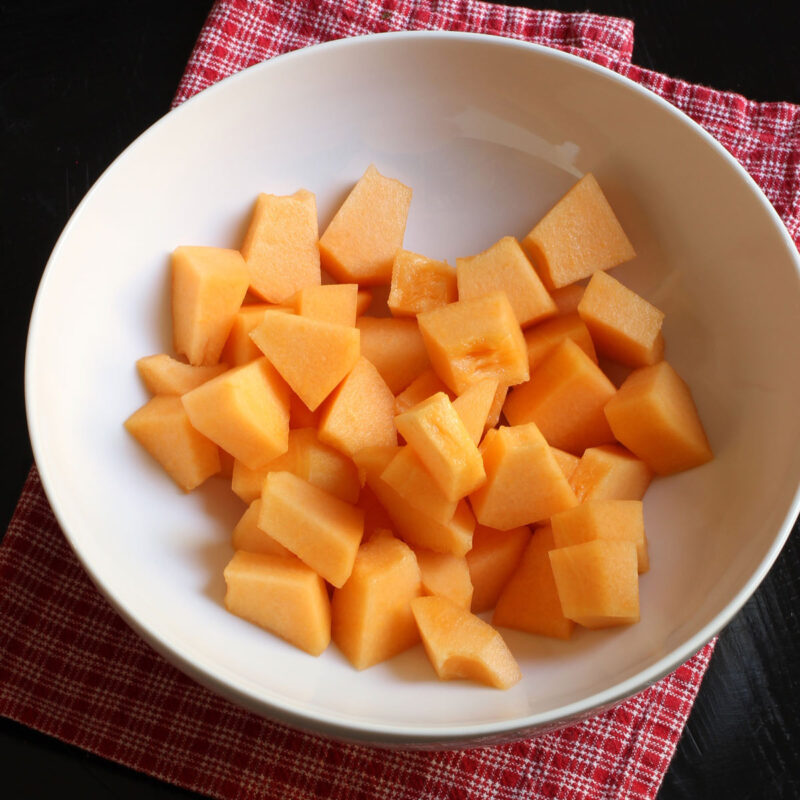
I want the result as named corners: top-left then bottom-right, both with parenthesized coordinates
top-left (504, 338), bottom-right (616, 454)
top-left (289, 391), bottom-right (321, 429)
top-left (218, 449), bottom-right (235, 480)
top-left (604, 361), bottom-right (713, 475)
top-left (388, 250), bottom-right (457, 317)
top-left (551, 500), bottom-right (649, 573)
top-left (493, 526), bottom-right (575, 639)
top-left (456, 236), bottom-right (556, 327)
top-left (466, 524), bottom-right (531, 613)
top-left (569, 444), bottom-right (653, 502)
top-left (292, 283), bottom-right (358, 327)
top-left (249, 312), bottom-right (359, 412)
top-left (136, 354), bottom-right (228, 396)
top-left (452, 378), bottom-right (499, 445)
top-left (551, 447), bottom-right (580, 481)
top-left (578, 271), bottom-right (665, 367)
top-left (125, 395), bottom-right (221, 491)
top-left (331, 532), bottom-right (422, 669)
top-left (549, 539), bottom-right (640, 628)
top-left (319, 165), bottom-right (412, 285)
top-left (523, 312), bottom-right (597, 371)
top-left (394, 368), bottom-right (453, 416)
top-left (171, 246), bottom-right (250, 366)
top-left (181, 357), bottom-right (289, 470)
top-left (258, 471), bottom-right (363, 588)
top-left (521, 173), bottom-right (636, 290)
top-left (550, 284), bottom-right (585, 315)
top-left (356, 317), bottom-right (430, 394)
top-left (231, 499), bottom-right (291, 557)
top-left (240, 189), bottom-right (321, 303)
top-left (487, 383), bottom-right (509, 429)
top-left (356, 289), bottom-right (373, 316)
top-left (224, 550), bottom-right (330, 656)
top-left (356, 485), bottom-right (395, 540)
top-left (417, 292), bottom-right (529, 394)
top-left (469, 423), bottom-right (577, 529)
top-left (317, 357), bottom-right (397, 458)
top-left (221, 305), bottom-right (282, 367)
top-left (411, 596), bottom-right (521, 689)
top-left (414, 549), bottom-right (473, 609)
top-left (231, 458), bottom-right (272, 504)
top-left (395, 393), bottom-right (486, 501)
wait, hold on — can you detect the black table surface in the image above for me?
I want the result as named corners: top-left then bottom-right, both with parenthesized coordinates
top-left (2, 2), bottom-right (799, 798)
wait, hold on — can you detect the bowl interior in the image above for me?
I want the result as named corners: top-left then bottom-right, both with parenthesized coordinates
top-left (26, 33), bottom-right (800, 745)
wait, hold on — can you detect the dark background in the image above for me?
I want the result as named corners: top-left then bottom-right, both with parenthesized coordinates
top-left (1, 1), bottom-right (798, 797)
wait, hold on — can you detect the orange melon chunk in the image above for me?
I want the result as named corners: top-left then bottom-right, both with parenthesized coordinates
top-left (570, 444), bottom-right (653, 502)
top-left (331, 532), bottom-right (422, 669)
top-left (469, 423), bottom-right (577, 530)
top-left (258, 471), bottom-right (363, 588)
top-left (395, 392), bottom-right (486, 501)
top-left (411, 596), bottom-right (521, 689)
top-left (414, 549), bottom-right (473, 609)
top-left (521, 173), bottom-right (636, 290)
top-left (604, 361), bottom-right (712, 475)
top-left (504, 338), bottom-right (616, 454)
top-left (578, 271), bottom-right (665, 367)
top-left (452, 378), bottom-right (499, 445)
top-left (319, 165), bottom-right (412, 285)
top-left (549, 539), bottom-right (640, 628)
top-left (231, 499), bottom-right (291, 557)
top-left (289, 391), bottom-right (321, 429)
top-left (317, 356), bottom-right (397, 458)
top-left (456, 236), bottom-right (556, 327)
top-left (466, 524), bottom-right (531, 613)
top-left (523, 312), bottom-right (597, 371)
top-left (551, 447), bottom-right (580, 482)
top-left (221, 305), bottom-right (289, 367)
top-left (493, 526), bottom-right (575, 639)
top-left (417, 292), bottom-right (529, 395)
top-left (394, 368), bottom-right (453, 416)
top-left (486, 383), bottom-right (509, 429)
top-left (181, 358), bottom-right (289, 471)
top-left (224, 550), bottom-right (330, 656)
top-left (171, 246), bottom-right (250, 366)
top-left (136, 355), bottom-right (228, 396)
top-left (125, 395), bottom-right (220, 492)
top-left (240, 189), bottom-right (320, 303)
top-left (550, 284), bottom-right (585, 315)
top-left (551, 500), bottom-right (649, 573)
top-left (250, 312), bottom-right (360, 412)
top-left (388, 250), bottom-right (457, 317)
top-left (218, 449), bottom-right (235, 480)
top-left (356, 485), bottom-right (394, 540)
top-left (356, 317), bottom-right (430, 394)
top-left (231, 458), bottom-right (272, 504)
top-left (356, 289), bottom-right (373, 316)
top-left (292, 283), bottom-right (358, 327)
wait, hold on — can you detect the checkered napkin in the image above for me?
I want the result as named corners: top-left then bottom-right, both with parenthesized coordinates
top-left (2, 2), bottom-right (799, 799)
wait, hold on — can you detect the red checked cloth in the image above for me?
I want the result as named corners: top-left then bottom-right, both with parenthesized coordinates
top-left (2, 2), bottom-right (799, 799)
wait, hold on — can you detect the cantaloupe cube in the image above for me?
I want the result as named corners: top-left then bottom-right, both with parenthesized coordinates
top-left (221, 305), bottom-right (279, 367)
top-left (331, 532), bottom-right (422, 669)
top-left (411, 596), bottom-right (521, 689)
top-left (354, 446), bottom-right (474, 556)
top-left (570, 444), bottom-right (653, 502)
top-left (487, 383), bottom-right (509, 429)
top-left (231, 499), bottom-right (291, 557)
top-left (356, 289), bottom-right (372, 316)
top-left (551, 500), bottom-right (649, 573)
top-left (231, 458), bottom-right (272, 504)
top-left (521, 173), bottom-right (636, 290)
top-left (240, 189), bottom-right (320, 303)
top-left (524, 313), bottom-right (597, 371)
top-left (578, 271), bottom-right (665, 367)
top-left (452, 378), bottom-right (499, 445)
top-left (469, 424), bottom-right (577, 529)
top-left (289, 391), bottom-right (321, 429)
top-left (125, 395), bottom-right (221, 491)
top-left (395, 393), bottom-right (486, 501)
top-left (604, 361), bottom-right (713, 475)
top-left (319, 165), bottom-right (412, 285)
top-left (136, 354), bottom-right (228, 396)
top-left (356, 317), bottom-right (430, 394)
top-left (504, 339), bottom-right (616, 454)
top-left (549, 539), bottom-right (640, 628)
top-left (380, 446), bottom-right (458, 522)
top-left (493, 527), bottom-right (575, 639)
top-left (550, 284), bottom-right (585, 315)
top-left (224, 550), bottom-right (330, 656)
top-left (414, 549), bottom-right (473, 609)
top-left (456, 236), bottom-right (556, 327)
top-left (249, 312), bottom-right (359, 412)
top-left (551, 447), bottom-right (580, 481)
top-left (356, 485), bottom-right (394, 540)
top-left (466, 524), bottom-right (531, 613)
top-left (317, 357), bottom-right (397, 458)
top-left (218, 449), bottom-right (235, 480)
top-left (417, 292), bottom-right (529, 394)
top-left (388, 250), bottom-right (457, 317)
top-left (171, 246), bottom-right (250, 366)
top-left (394, 368), bottom-right (453, 416)
top-left (181, 358), bottom-right (289, 470)
top-left (258, 471), bottom-right (363, 588)
top-left (292, 283), bottom-right (358, 327)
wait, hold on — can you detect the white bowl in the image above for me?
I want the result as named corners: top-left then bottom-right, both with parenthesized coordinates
top-left (26, 32), bottom-right (800, 748)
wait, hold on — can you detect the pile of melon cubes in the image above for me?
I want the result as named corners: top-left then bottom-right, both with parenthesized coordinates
top-left (125, 165), bottom-right (712, 690)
